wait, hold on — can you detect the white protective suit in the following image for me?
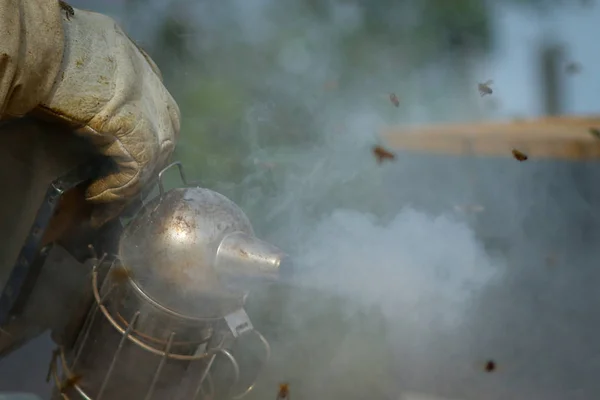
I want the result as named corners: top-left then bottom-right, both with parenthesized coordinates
top-left (0, 0), bottom-right (181, 226)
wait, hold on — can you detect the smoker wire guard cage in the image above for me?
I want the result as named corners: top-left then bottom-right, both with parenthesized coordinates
top-left (46, 162), bottom-right (272, 400)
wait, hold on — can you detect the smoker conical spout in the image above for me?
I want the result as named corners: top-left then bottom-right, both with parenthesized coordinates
top-left (215, 231), bottom-right (293, 284)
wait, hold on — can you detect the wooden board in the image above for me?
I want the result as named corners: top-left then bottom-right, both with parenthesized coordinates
top-left (380, 115), bottom-right (600, 160)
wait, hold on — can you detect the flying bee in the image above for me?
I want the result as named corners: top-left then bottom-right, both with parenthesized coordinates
top-left (389, 93), bottom-right (400, 107)
top-left (483, 360), bottom-right (497, 373)
top-left (277, 383), bottom-right (290, 400)
top-left (58, 1), bottom-right (74, 20)
top-left (512, 149), bottom-right (528, 161)
top-left (372, 145), bottom-right (396, 164)
top-left (589, 128), bottom-right (600, 139)
top-left (512, 149), bottom-right (528, 162)
top-left (478, 80), bottom-right (494, 97)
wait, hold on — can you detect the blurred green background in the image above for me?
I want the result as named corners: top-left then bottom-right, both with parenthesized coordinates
top-left (116, 0), bottom-right (561, 234)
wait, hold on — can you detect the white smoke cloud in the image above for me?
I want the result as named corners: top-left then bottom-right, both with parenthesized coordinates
top-left (294, 208), bottom-right (499, 331)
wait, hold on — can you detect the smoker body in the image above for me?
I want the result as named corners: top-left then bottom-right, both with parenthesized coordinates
top-left (51, 259), bottom-right (267, 400)
top-left (50, 164), bottom-right (286, 400)
top-left (0, 117), bottom-right (289, 400)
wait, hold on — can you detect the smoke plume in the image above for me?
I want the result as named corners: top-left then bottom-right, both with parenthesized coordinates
top-left (134, 2), bottom-right (514, 399)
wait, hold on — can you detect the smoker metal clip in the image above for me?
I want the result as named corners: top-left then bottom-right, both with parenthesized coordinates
top-left (224, 308), bottom-right (254, 338)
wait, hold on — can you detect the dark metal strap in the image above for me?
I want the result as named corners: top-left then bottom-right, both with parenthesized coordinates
top-left (0, 164), bottom-right (95, 326)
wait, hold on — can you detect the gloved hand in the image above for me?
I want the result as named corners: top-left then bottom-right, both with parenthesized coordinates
top-left (0, 0), bottom-right (180, 226)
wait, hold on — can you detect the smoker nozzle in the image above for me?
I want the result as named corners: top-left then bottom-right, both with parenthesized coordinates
top-left (215, 231), bottom-right (294, 285)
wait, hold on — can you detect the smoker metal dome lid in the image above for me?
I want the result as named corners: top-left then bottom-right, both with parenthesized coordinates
top-left (118, 186), bottom-right (254, 319)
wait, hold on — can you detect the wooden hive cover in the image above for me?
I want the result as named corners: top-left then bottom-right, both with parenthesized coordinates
top-left (380, 115), bottom-right (600, 160)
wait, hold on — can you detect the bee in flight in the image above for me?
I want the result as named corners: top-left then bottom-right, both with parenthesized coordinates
top-left (512, 149), bottom-right (528, 162)
top-left (389, 93), bottom-right (400, 107)
top-left (277, 383), bottom-right (290, 400)
top-left (484, 360), bottom-right (497, 373)
top-left (478, 80), bottom-right (494, 97)
top-left (372, 145), bottom-right (396, 164)
top-left (58, 1), bottom-right (75, 20)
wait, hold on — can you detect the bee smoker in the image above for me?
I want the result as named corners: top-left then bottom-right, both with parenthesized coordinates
top-left (46, 161), bottom-right (292, 400)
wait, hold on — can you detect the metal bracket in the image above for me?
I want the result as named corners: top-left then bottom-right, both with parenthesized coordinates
top-left (224, 308), bottom-right (254, 338)
top-left (157, 161), bottom-right (188, 199)
top-left (156, 161), bottom-right (202, 200)
top-left (0, 164), bottom-right (95, 326)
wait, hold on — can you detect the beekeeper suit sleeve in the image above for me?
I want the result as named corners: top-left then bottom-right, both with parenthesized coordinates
top-left (0, 0), bottom-right (181, 226)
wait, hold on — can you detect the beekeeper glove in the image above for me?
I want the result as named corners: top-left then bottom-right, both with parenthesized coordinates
top-left (0, 0), bottom-right (181, 226)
